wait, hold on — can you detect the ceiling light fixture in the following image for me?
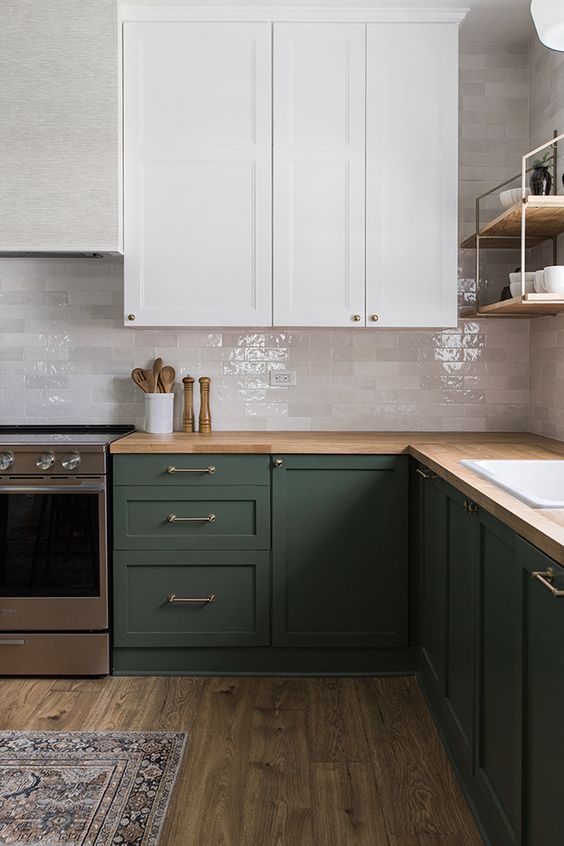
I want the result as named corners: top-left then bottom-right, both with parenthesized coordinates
top-left (531, 0), bottom-right (564, 51)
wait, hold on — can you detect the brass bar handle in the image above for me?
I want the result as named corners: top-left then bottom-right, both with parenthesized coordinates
top-left (167, 466), bottom-right (215, 475)
top-left (416, 468), bottom-right (436, 480)
top-left (168, 594), bottom-right (216, 605)
top-left (532, 568), bottom-right (564, 597)
top-left (464, 500), bottom-right (479, 515)
top-left (0, 639), bottom-right (25, 645)
top-left (167, 513), bottom-right (216, 523)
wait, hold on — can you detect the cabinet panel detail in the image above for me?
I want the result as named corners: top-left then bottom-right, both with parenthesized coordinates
top-left (272, 455), bottom-right (408, 647)
top-left (366, 23), bottom-right (458, 327)
top-left (124, 22), bottom-right (272, 326)
top-left (274, 23), bottom-right (365, 326)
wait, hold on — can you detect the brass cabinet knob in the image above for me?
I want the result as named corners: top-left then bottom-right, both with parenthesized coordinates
top-left (127, 313), bottom-right (136, 321)
top-left (370, 314), bottom-right (379, 322)
top-left (352, 314), bottom-right (362, 322)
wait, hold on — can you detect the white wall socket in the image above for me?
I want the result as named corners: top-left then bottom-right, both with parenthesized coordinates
top-left (270, 370), bottom-right (297, 387)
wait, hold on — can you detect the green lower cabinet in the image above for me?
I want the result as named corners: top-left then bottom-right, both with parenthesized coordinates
top-left (417, 468), bottom-right (445, 698)
top-left (418, 475), bottom-right (564, 846)
top-left (475, 510), bottom-right (522, 846)
top-left (443, 484), bottom-right (477, 771)
top-left (272, 455), bottom-right (408, 648)
top-left (113, 550), bottom-right (270, 648)
top-left (518, 537), bottom-right (564, 846)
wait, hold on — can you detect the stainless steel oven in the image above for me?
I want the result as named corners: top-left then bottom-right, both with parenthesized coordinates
top-left (0, 425), bottom-right (134, 675)
top-left (0, 476), bottom-right (107, 631)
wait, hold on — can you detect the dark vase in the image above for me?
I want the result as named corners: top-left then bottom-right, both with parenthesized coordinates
top-left (530, 166), bottom-right (553, 196)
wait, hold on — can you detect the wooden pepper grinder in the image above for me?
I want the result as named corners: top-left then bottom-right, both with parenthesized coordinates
top-left (182, 376), bottom-right (195, 433)
top-left (198, 376), bottom-right (212, 433)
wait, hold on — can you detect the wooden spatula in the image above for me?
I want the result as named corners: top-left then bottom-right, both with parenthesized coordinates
top-left (131, 368), bottom-right (151, 393)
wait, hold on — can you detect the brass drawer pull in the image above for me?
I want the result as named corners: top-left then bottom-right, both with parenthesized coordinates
top-left (416, 467), bottom-right (436, 480)
top-left (168, 593), bottom-right (216, 605)
top-left (167, 465), bottom-right (215, 475)
top-left (167, 513), bottom-right (216, 523)
top-left (532, 568), bottom-right (564, 597)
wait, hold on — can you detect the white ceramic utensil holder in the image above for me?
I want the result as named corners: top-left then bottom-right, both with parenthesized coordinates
top-left (145, 392), bottom-right (174, 433)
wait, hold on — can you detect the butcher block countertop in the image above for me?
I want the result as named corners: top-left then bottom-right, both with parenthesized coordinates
top-left (111, 430), bottom-right (564, 564)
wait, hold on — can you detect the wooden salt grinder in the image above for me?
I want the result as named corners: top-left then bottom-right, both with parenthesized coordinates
top-left (198, 376), bottom-right (212, 433)
top-left (182, 376), bottom-right (195, 433)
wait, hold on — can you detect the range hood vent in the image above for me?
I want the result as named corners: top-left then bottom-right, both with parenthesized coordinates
top-left (0, 251), bottom-right (105, 259)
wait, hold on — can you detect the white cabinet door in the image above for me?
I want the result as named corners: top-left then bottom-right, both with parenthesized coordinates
top-left (124, 22), bottom-right (272, 326)
top-left (366, 24), bottom-right (458, 328)
top-left (273, 24), bottom-right (365, 327)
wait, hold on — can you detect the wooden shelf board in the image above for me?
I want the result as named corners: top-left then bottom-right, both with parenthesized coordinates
top-left (477, 296), bottom-right (564, 316)
top-left (460, 196), bottom-right (564, 250)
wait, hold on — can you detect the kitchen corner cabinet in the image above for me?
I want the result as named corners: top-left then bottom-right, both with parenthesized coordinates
top-left (272, 455), bottom-right (408, 647)
top-left (123, 11), bottom-right (461, 328)
top-left (0, 0), bottom-right (120, 254)
top-left (417, 467), bottom-right (564, 846)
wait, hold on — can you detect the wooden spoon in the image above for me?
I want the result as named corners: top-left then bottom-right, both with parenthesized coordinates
top-left (153, 357), bottom-right (163, 393)
top-left (158, 365), bottom-right (176, 394)
top-left (131, 368), bottom-right (151, 393)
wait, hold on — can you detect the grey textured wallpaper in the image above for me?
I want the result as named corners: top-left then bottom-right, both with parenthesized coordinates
top-left (0, 0), bottom-right (119, 250)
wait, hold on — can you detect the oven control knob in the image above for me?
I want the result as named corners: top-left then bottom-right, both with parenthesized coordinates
top-left (36, 452), bottom-right (55, 471)
top-left (0, 452), bottom-right (14, 471)
top-left (61, 452), bottom-right (81, 472)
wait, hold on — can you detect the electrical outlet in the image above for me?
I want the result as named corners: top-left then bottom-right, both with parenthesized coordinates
top-left (270, 370), bottom-right (297, 387)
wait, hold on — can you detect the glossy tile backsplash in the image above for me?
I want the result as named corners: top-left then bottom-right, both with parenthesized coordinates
top-left (0, 42), bottom-right (532, 433)
top-left (0, 257), bottom-right (529, 431)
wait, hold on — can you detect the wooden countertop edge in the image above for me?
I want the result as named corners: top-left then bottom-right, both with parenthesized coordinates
top-left (110, 430), bottom-right (564, 565)
top-left (410, 444), bottom-right (564, 566)
top-left (110, 430), bottom-right (556, 454)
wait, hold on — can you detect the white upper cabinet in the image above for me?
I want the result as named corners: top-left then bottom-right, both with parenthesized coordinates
top-left (122, 10), bottom-right (462, 328)
top-left (123, 22), bottom-right (272, 326)
top-left (0, 0), bottom-right (120, 254)
top-left (273, 24), bottom-right (366, 327)
top-left (365, 24), bottom-right (459, 328)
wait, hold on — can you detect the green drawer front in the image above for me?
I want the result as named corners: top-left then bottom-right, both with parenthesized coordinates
top-left (113, 550), bottom-right (270, 647)
top-left (114, 486), bottom-right (270, 550)
top-left (113, 454), bottom-right (270, 487)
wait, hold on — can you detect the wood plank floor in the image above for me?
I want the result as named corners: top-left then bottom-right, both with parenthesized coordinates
top-left (0, 676), bottom-right (483, 846)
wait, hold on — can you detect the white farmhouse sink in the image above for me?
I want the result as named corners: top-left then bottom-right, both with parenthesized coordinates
top-left (460, 460), bottom-right (564, 509)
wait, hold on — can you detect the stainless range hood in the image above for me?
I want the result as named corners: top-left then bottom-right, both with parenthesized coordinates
top-left (0, 251), bottom-right (108, 259)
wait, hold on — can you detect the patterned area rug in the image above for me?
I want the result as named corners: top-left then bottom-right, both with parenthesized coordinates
top-left (0, 730), bottom-right (187, 845)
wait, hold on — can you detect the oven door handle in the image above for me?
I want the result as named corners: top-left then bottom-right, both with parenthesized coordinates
top-left (0, 483), bottom-right (105, 494)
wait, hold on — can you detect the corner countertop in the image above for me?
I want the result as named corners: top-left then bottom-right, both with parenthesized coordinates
top-left (110, 430), bottom-right (564, 565)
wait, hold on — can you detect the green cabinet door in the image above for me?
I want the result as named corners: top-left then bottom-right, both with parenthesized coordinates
top-left (417, 466), bottom-right (446, 698)
top-left (442, 483), bottom-right (477, 771)
top-left (475, 510), bottom-right (522, 846)
top-left (272, 455), bottom-right (408, 648)
top-left (518, 537), bottom-right (564, 846)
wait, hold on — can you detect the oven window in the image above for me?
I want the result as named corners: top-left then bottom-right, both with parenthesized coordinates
top-left (0, 493), bottom-right (101, 597)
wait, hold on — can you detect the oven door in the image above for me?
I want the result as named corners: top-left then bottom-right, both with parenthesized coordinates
top-left (0, 477), bottom-right (107, 631)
